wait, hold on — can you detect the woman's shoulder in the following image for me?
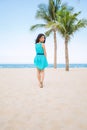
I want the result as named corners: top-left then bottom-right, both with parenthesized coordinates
top-left (35, 42), bottom-right (41, 45)
top-left (35, 43), bottom-right (39, 46)
top-left (42, 43), bottom-right (45, 48)
top-left (35, 43), bottom-right (41, 48)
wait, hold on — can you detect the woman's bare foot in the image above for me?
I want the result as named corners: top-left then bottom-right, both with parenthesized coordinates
top-left (40, 81), bottom-right (43, 88)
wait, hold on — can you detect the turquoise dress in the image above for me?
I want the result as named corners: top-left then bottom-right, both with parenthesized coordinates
top-left (34, 43), bottom-right (48, 70)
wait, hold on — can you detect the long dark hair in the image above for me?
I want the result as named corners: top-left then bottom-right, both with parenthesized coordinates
top-left (35, 33), bottom-right (46, 44)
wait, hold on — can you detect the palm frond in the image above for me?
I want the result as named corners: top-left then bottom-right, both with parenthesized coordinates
top-left (45, 29), bottom-right (53, 37)
top-left (36, 4), bottom-right (51, 22)
top-left (30, 24), bottom-right (46, 31)
top-left (56, 6), bottom-right (87, 39)
top-left (74, 19), bottom-right (87, 31)
top-left (48, 0), bottom-right (61, 20)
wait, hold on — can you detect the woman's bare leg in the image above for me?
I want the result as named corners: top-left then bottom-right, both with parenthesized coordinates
top-left (41, 70), bottom-right (44, 82)
top-left (36, 68), bottom-right (45, 88)
top-left (40, 70), bottom-right (44, 87)
top-left (36, 68), bottom-right (41, 86)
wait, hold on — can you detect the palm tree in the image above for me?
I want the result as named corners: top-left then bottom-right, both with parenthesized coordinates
top-left (56, 7), bottom-right (87, 71)
top-left (30, 0), bottom-right (61, 68)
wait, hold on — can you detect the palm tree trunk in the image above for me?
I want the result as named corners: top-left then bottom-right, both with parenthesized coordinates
top-left (53, 30), bottom-right (57, 68)
top-left (65, 37), bottom-right (69, 71)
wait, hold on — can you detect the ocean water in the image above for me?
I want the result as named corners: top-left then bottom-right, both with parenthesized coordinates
top-left (0, 64), bottom-right (87, 68)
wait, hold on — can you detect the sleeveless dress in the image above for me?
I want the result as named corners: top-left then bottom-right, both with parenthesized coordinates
top-left (34, 43), bottom-right (48, 70)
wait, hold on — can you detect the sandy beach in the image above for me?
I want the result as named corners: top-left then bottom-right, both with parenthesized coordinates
top-left (0, 68), bottom-right (87, 130)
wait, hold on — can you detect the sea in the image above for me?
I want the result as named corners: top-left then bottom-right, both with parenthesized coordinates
top-left (0, 64), bottom-right (87, 68)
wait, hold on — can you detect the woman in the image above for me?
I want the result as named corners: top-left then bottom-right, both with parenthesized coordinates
top-left (34, 34), bottom-right (48, 88)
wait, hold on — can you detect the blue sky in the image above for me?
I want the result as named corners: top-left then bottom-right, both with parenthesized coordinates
top-left (0, 0), bottom-right (87, 64)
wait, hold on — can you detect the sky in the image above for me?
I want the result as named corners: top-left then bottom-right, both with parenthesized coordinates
top-left (0, 0), bottom-right (87, 64)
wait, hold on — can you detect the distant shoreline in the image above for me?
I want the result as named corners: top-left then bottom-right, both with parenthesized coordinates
top-left (0, 64), bottom-right (87, 68)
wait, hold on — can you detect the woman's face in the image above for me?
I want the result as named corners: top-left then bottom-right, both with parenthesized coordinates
top-left (39, 36), bottom-right (45, 43)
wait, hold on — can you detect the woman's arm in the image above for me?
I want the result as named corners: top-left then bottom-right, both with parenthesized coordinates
top-left (42, 43), bottom-right (47, 57)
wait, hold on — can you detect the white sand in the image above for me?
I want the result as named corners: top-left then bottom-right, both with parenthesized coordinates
top-left (0, 68), bottom-right (87, 130)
